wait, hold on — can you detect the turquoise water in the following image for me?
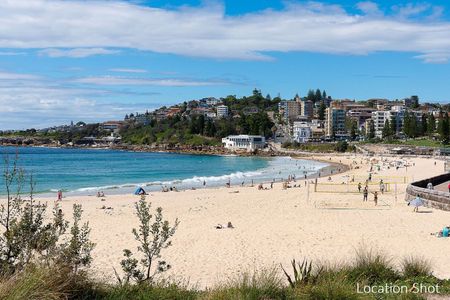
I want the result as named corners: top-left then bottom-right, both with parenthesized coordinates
top-left (0, 146), bottom-right (327, 196)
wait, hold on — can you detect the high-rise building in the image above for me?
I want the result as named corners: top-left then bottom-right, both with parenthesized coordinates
top-left (371, 108), bottom-right (405, 138)
top-left (325, 108), bottom-right (346, 137)
top-left (301, 100), bottom-right (314, 119)
top-left (278, 100), bottom-right (300, 122)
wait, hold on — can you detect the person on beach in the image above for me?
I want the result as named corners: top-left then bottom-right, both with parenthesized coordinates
top-left (380, 183), bottom-right (385, 194)
top-left (363, 186), bottom-right (368, 202)
top-left (270, 182), bottom-right (273, 189)
top-left (372, 191), bottom-right (378, 206)
top-left (427, 182), bottom-right (433, 190)
top-left (358, 183), bottom-right (362, 193)
top-left (57, 190), bottom-right (62, 201)
top-left (203, 180), bottom-right (206, 187)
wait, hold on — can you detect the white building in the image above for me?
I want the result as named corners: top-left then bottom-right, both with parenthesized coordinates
top-left (222, 135), bottom-right (266, 151)
top-left (205, 112), bottom-right (217, 119)
top-left (371, 109), bottom-right (405, 138)
top-left (206, 97), bottom-right (220, 106)
top-left (216, 105), bottom-right (229, 118)
top-left (371, 111), bottom-right (391, 138)
top-left (293, 122), bottom-right (312, 143)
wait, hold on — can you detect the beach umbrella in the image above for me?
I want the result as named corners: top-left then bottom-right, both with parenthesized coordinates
top-left (409, 197), bottom-right (424, 207)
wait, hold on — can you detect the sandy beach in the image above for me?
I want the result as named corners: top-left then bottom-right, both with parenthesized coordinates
top-left (4, 154), bottom-right (450, 288)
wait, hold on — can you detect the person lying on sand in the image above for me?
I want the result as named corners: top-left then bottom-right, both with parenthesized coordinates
top-left (215, 222), bottom-right (234, 229)
top-left (432, 226), bottom-right (450, 237)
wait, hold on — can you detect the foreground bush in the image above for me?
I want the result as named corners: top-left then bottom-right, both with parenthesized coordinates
top-left (204, 268), bottom-right (289, 300)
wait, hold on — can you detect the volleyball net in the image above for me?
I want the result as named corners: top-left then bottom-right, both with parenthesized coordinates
top-left (314, 181), bottom-right (392, 194)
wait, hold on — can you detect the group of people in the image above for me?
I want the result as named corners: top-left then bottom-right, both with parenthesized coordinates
top-left (357, 182), bottom-right (379, 206)
top-left (162, 186), bottom-right (178, 192)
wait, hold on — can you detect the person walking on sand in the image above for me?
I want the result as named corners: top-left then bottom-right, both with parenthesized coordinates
top-left (372, 191), bottom-right (378, 206)
top-left (358, 182), bottom-right (362, 193)
top-left (57, 190), bottom-right (62, 201)
top-left (363, 186), bottom-right (368, 202)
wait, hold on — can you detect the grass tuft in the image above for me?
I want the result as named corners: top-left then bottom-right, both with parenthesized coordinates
top-left (346, 247), bottom-right (400, 285)
top-left (401, 256), bottom-right (433, 278)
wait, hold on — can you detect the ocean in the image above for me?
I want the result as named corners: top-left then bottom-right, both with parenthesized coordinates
top-left (0, 146), bottom-right (327, 196)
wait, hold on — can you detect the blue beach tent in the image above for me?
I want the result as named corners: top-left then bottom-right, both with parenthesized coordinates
top-left (134, 187), bottom-right (146, 195)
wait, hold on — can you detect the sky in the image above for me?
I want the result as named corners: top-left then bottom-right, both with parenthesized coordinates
top-left (1, 0), bottom-right (450, 130)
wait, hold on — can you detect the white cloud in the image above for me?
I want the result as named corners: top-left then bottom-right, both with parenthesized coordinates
top-left (414, 52), bottom-right (450, 64)
top-left (0, 71), bottom-right (40, 80)
top-left (356, 1), bottom-right (382, 17)
top-left (74, 76), bottom-right (231, 87)
top-left (109, 68), bottom-right (148, 73)
top-left (0, 71), bottom-right (156, 129)
top-left (0, 1), bottom-right (450, 62)
top-left (0, 51), bottom-right (26, 56)
top-left (38, 48), bottom-right (120, 58)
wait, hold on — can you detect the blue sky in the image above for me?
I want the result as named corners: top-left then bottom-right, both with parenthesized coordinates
top-left (1, 0), bottom-right (450, 129)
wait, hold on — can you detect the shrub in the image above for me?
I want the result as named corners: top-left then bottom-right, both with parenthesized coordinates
top-left (0, 153), bottom-right (67, 275)
top-left (59, 204), bottom-right (95, 275)
top-left (335, 141), bottom-right (348, 152)
top-left (281, 259), bottom-right (324, 288)
top-left (401, 256), bottom-right (433, 278)
top-left (346, 248), bottom-right (399, 285)
top-left (116, 199), bottom-right (179, 284)
top-left (296, 274), bottom-right (362, 300)
top-left (0, 265), bottom-right (72, 300)
top-left (205, 267), bottom-right (288, 300)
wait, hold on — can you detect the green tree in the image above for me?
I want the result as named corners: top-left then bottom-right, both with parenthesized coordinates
top-left (315, 89), bottom-right (322, 102)
top-left (117, 199), bottom-right (179, 284)
top-left (318, 102), bottom-right (326, 121)
top-left (403, 111), bottom-right (411, 138)
top-left (427, 113), bottom-right (436, 136)
top-left (60, 204), bottom-right (95, 275)
top-left (420, 113), bottom-right (428, 137)
top-left (382, 119), bottom-right (392, 139)
top-left (322, 90), bottom-right (327, 100)
top-left (410, 114), bottom-right (418, 138)
top-left (438, 112), bottom-right (450, 144)
top-left (390, 116), bottom-right (397, 136)
top-left (307, 90), bottom-right (315, 102)
top-left (335, 141), bottom-right (348, 152)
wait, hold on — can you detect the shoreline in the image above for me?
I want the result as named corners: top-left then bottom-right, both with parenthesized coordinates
top-left (24, 156), bottom-right (349, 200)
top-left (0, 145), bottom-right (350, 199)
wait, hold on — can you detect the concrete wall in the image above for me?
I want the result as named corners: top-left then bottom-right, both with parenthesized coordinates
top-left (405, 173), bottom-right (450, 211)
